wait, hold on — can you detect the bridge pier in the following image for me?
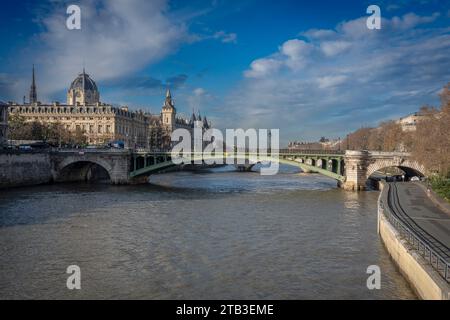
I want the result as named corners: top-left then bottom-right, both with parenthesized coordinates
top-left (128, 175), bottom-right (149, 184)
top-left (342, 151), bottom-right (369, 191)
top-left (235, 164), bottom-right (255, 172)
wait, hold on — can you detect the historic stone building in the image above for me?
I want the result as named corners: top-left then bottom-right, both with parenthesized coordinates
top-left (0, 101), bottom-right (8, 146)
top-left (396, 112), bottom-right (426, 132)
top-left (67, 69), bottom-right (100, 106)
top-left (8, 67), bottom-right (210, 150)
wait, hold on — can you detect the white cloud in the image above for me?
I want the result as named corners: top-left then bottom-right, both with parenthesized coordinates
top-left (17, 0), bottom-right (191, 101)
top-left (213, 31), bottom-right (237, 43)
top-left (244, 58), bottom-right (282, 78)
top-left (301, 28), bottom-right (337, 40)
top-left (244, 39), bottom-right (313, 77)
top-left (317, 75), bottom-right (348, 89)
top-left (320, 41), bottom-right (351, 57)
top-left (223, 12), bottom-right (449, 143)
top-left (389, 12), bottom-right (440, 30)
top-left (280, 39), bottom-right (313, 70)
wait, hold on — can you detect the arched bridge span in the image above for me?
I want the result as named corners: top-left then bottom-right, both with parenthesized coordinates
top-left (48, 149), bottom-right (426, 191)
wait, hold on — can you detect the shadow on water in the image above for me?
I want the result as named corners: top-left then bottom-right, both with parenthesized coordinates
top-left (0, 165), bottom-right (336, 228)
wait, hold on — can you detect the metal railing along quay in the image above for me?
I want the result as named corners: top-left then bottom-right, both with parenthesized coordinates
top-left (380, 184), bottom-right (450, 282)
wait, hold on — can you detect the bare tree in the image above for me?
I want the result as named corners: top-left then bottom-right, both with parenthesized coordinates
top-left (411, 84), bottom-right (450, 177)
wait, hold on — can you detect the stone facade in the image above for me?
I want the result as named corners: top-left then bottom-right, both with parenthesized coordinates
top-left (67, 69), bottom-right (100, 106)
top-left (0, 101), bottom-right (8, 146)
top-left (343, 150), bottom-right (426, 191)
top-left (7, 68), bottom-right (210, 150)
top-left (51, 150), bottom-right (131, 184)
top-left (397, 112), bottom-right (426, 132)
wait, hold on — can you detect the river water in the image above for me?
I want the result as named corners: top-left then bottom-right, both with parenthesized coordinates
top-left (0, 165), bottom-right (415, 299)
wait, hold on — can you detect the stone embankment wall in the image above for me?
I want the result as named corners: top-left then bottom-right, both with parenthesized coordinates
top-left (377, 185), bottom-right (450, 300)
top-left (0, 152), bottom-right (53, 188)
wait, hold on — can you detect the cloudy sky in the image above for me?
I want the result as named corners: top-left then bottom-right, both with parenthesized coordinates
top-left (0, 0), bottom-right (449, 144)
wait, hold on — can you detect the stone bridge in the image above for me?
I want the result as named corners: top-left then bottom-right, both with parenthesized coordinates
top-left (343, 150), bottom-right (426, 190)
top-left (51, 149), bottom-right (131, 184)
top-left (47, 149), bottom-right (426, 191)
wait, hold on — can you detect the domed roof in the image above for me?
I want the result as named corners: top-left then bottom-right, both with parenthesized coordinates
top-left (69, 69), bottom-right (98, 92)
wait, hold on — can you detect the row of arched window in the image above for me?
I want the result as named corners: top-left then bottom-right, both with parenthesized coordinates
top-left (11, 106), bottom-right (116, 114)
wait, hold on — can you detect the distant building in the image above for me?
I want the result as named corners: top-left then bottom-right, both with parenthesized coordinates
top-left (397, 112), bottom-right (426, 132)
top-left (0, 101), bottom-right (8, 146)
top-left (8, 67), bottom-right (210, 150)
top-left (288, 138), bottom-right (341, 151)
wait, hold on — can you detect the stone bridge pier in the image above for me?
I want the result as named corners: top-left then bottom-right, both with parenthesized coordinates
top-left (342, 150), bottom-right (426, 191)
top-left (50, 150), bottom-right (131, 184)
top-left (342, 151), bottom-right (369, 191)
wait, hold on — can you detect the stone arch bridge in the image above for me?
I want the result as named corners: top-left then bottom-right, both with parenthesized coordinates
top-left (50, 149), bottom-right (426, 191)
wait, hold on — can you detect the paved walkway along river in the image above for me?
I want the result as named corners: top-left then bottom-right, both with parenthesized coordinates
top-left (387, 182), bottom-right (450, 262)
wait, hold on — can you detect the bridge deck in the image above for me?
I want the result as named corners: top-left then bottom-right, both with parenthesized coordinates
top-left (129, 153), bottom-right (346, 181)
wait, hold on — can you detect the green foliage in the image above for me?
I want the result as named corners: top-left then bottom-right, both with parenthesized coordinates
top-left (430, 176), bottom-right (450, 203)
top-left (8, 114), bottom-right (87, 146)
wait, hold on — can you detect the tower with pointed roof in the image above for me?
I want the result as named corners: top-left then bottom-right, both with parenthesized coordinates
top-left (161, 88), bottom-right (176, 130)
top-left (29, 65), bottom-right (37, 104)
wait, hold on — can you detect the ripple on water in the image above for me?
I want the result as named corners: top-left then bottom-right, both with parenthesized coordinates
top-left (0, 167), bottom-right (416, 299)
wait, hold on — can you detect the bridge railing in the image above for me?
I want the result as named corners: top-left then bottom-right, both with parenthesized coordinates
top-left (132, 149), bottom-right (346, 156)
top-left (379, 185), bottom-right (450, 282)
top-left (51, 148), bottom-right (130, 154)
top-left (368, 151), bottom-right (411, 157)
top-left (279, 149), bottom-right (345, 155)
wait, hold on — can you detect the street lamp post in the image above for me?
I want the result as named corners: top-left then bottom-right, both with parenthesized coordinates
top-left (268, 130), bottom-right (272, 155)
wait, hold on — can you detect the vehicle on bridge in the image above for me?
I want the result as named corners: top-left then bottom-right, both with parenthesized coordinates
top-left (109, 140), bottom-right (125, 149)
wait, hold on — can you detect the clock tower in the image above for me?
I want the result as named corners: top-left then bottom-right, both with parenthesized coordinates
top-left (161, 88), bottom-right (176, 131)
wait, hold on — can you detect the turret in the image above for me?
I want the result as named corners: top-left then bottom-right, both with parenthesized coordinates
top-left (161, 88), bottom-right (176, 130)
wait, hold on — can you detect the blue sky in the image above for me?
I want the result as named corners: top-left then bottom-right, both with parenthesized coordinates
top-left (0, 0), bottom-right (449, 144)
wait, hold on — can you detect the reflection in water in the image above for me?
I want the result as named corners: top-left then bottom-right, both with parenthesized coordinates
top-left (0, 165), bottom-right (415, 299)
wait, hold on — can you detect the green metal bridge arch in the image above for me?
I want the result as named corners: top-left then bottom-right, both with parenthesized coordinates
top-left (129, 151), bottom-right (346, 182)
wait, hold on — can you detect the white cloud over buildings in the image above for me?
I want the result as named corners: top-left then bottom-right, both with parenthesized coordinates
top-left (20, 0), bottom-right (191, 101)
